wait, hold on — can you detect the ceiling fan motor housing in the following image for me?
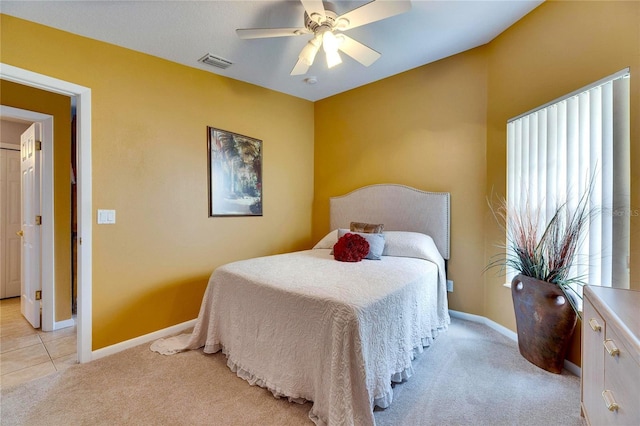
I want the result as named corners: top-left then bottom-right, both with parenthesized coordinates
top-left (304, 2), bottom-right (344, 33)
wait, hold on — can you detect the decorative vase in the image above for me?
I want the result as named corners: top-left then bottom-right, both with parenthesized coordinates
top-left (511, 274), bottom-right (577, 374)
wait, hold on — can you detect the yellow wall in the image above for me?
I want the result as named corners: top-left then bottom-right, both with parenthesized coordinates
top-left (1, 15), bottom-right (315, 349)
top-left (484, 0), bottom-right (640, 363)
top-left (314, 47), bottom-right (489, 315)
top-left (0, 80), bottom-right (72, 322)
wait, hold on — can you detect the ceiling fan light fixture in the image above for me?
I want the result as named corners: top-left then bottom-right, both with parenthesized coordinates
top-left (322, 30), bottom-right (342, 68)
top-left (322, 30), bottom-right (340, 53)
top-left (299, 37), bottom-right (321, 66)
top-left (325, 49), bottom-right (342, 68)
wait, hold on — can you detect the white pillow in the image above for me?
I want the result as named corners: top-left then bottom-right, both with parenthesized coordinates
top-left (382, 231), bottom-right (439, 260)
top-left (313, 230), bottom-right (339, 249)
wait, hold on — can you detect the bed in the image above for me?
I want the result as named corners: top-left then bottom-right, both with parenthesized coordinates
top-left (152, 184), bottom-right (451, 426)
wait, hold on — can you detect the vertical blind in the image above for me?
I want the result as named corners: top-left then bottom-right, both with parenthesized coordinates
top-left (507, 69), bottom-right (630, 295)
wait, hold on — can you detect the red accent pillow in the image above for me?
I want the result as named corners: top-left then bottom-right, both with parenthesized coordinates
top-left (333, 233), bottom-right (370, 262)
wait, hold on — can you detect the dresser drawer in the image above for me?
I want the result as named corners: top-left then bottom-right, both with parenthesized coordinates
top-left (602, 324), bottom-right (640, 425)
top-left (581, 297), bottom-right (606, 425)
top-left (581, 286), bottom-right (640, 426)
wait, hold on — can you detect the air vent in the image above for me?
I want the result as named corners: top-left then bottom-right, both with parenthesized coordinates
top-left (198, 53), bottom-right (233, 69)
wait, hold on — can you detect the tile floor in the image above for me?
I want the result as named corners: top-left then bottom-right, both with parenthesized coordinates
top-left (0, 297), bottom-right (77, 389)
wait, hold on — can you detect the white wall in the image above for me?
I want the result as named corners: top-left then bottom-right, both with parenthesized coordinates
top-left (1, 119), bottom-right (30, 148)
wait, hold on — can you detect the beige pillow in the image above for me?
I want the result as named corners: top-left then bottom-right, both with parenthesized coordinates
top-left (350, 221), bottom-right (384, 234)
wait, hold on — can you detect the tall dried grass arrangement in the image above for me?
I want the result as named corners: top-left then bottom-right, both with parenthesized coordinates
top-left (487, 185), bottom-right (594, 319)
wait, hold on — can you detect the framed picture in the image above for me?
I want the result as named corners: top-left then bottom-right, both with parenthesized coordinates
top-left (207, 127), bottom-right (262, 217)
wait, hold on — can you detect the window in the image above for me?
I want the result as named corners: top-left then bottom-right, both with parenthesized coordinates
top-left (506, 69), bottom-right (630, 298)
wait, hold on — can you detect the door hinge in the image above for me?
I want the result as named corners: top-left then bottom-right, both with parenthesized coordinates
top-left (35, 290), bottom-right (42, 300)
top-left (35, 140), bottom-right (42, 151)
top-left (35, 215), bottom-right (42, 225)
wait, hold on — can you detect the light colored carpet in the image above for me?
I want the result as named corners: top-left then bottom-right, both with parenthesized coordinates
top-left (0, 318), bottom-right (585, 425)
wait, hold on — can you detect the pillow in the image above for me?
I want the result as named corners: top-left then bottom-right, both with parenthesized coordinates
top-left (350, 221), bottom-right (384, 234)
top-left (338, 228), bottom-right (385, 260)
top-left (313, 229), bottom-right (339, 249)
top-left (382, 231), bottom-right (439, 260)
top-left (333, 233), bottom-right (370, 262)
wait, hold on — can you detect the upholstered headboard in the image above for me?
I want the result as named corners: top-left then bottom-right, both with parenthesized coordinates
top-left (330, 184), bottom-right (450, 260)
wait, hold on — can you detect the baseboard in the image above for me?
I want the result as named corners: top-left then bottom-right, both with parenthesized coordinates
top-left (91, 319), bottom-right (197, 361)
top-left (449, 309), bottom-right (518, 341)
top-left (563, 359), bottom-right (581, 377)
top-left (449, 309), bottom-right (581, 377)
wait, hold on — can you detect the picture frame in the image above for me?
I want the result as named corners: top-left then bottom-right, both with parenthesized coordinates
top-left (207, 127), bottom-right (262, 217)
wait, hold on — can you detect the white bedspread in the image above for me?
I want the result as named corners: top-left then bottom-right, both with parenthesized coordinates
top-left (156, 247), bottom-right (449, 426)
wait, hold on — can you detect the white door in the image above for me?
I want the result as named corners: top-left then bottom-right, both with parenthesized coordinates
top-left (20, 123), bottom-right (42, 328)
top-left (1, 148), bottom-right (22, 298)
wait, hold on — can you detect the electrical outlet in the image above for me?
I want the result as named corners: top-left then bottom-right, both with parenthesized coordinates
top-left (447, 280), bottom-right (453, 292)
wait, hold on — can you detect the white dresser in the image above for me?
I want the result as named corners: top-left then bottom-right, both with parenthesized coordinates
top-left (581, 285), bottom-right (640, 426)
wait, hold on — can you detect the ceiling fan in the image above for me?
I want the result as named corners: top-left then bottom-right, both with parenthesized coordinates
top-left (236, 0), bottom-right (412, 75)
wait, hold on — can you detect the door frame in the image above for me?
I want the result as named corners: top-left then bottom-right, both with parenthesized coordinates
top-left (1, 63), bottom-right (93, 363)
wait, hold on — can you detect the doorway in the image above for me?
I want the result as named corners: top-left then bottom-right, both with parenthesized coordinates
top-left (0, 109), bottom-right (54, 331)
top-left (0, 112), bottom-right (79, 386)
top-left (1, 63), bottom-right (93, 363)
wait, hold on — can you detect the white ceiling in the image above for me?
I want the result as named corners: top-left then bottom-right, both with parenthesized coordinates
top-left (0, 0), bottom-right (543, 102)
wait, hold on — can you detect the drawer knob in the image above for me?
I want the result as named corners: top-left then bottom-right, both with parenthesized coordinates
top-left (603, 339), bottom-right (620, 357)
top-left (588, 318), bottom-right (602, 332)
top-left (602, 390), bottom-right (619, 412)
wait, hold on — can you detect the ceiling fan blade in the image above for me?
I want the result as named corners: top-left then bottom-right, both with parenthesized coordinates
top-left (337, 35), bottom-right (381, 67)
top-left (300, 0), bottom-right (325, 21)
top-left (336, 0), bottom-right (411, 30)
top-left (291, 57), bottom-right (311, 76)
top-left (236, 28), bottom-right (310, 39)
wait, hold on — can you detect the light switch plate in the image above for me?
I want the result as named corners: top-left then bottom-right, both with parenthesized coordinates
top-left (97, 209), bottom-right (116, 224)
